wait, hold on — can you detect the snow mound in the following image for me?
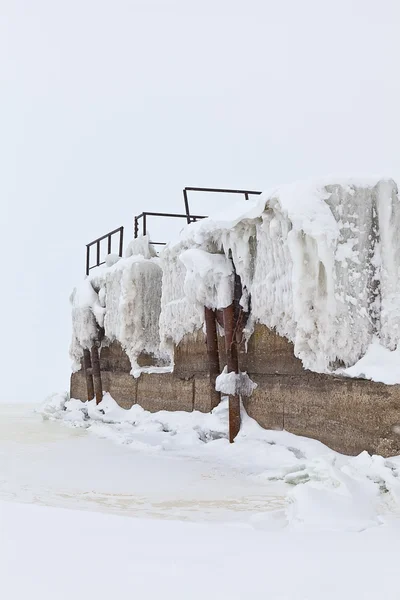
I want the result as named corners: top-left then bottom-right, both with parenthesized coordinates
top-left (40, 392), bottom-right (400, 532)
top-left (338, 338), bottom-right (400, 384)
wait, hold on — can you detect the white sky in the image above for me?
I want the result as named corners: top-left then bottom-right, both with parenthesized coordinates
top-left (1, 0), bottom-right (400, 402)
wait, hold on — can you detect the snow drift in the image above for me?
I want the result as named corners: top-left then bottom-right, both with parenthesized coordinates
top-left (41, 392), bottom-right (400, 532)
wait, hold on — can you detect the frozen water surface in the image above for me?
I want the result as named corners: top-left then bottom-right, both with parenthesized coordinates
top-left (0, 403), bottom-right (285, 522)
top-left (2, 401), bottom-right (400, 600)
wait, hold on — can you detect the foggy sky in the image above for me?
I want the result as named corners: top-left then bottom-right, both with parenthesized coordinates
top-left (1, 0), bottom-right (399, 402)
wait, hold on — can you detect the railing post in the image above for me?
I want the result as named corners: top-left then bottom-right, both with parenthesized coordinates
top-left (134, 216), bottom-right (138, 239)
top-left (222, 303), bottom-right (241, 443)
top-left (119, 226), bottom-right (124, 257)
top-left (107, 234), bottom-right (112, 255)
top-left (143, 213), bottom-right (147, 236)
top-left (83, 349), bottom-right (94, 400)
top-left (86, 245), bottom-right (90, 276)
top-left (183, 188), bottom-right (191, 223)
top-left (91, 344), bottom-right (103, 405)
top-left (96, 240), bottom-right (100, 266)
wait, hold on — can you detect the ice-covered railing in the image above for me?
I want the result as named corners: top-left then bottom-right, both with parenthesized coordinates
top-left (73, 177), bottom-right (400, 399)
top-left (86, 226), bottom-right (124, 276)
top-left (133, 211), bottom-right (206, 248)
top-left (71, 236), bottom-right (167, 383)
top-left (160, 177), bottom-right (400, 382)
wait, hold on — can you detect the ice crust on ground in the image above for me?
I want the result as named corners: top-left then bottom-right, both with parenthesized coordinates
top-left (41, 392), bottom-right (400, 532)
top-left (161, 177), bottom-right (400, 378)
top-left (70, 237), bottom-right (167, 373)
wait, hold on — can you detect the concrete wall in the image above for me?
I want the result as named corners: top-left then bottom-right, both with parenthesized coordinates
top-left (70, 325), bottom-right (400, 457)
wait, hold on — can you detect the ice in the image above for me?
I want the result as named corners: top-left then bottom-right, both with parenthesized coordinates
top-left (179, 248), bottom-right (234, 310)
top-left (3, 401), bottom-right (400, 599)
top-left (3, 499), bottom-right (400, 600)
top-left (101, 255), bottom-right (164, 371)
top-left (125, 234), bottom-right (157, 259)
top-left (69, 279), bottom-right (105, 371)
top-left (215, 366), bottom-right (257, 396)
top-left (338, 338), bottom-right (400, 384)
top-left (159, 242), bottom-right (203, 350)
top-left (69, 238), bottom-right (168, 373)
top-left (71, 177), bottom-right (400, 383)
top-left (163, 177), bottom-right (400, 377)
top-left (40, 392), bottom-right (400, 533)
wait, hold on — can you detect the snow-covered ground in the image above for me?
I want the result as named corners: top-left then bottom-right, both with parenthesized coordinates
top-left (0, 403), bottom-right (284, 521)
top-left (2, 399), bottom-right (400, 599)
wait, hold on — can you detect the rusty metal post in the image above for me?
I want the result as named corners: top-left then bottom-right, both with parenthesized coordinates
top-left (119, 226), bottom-right (124, 256)
top-left (222, 303), bottom-right (241, 443)
top-left (143, 213), bottom-right (147, 236)
top-left (90, 345), bottom-right (103, 405)
top-left (183, 188), bottom-right (191, 223)
top-left (83, 349), bottom-right (94, 401)
top-left (86, 245), bottom-right (90, 276)
top-left (134, 216), bottom-right (139, 239)
top-left (204, 307), bottom-right (221, 409)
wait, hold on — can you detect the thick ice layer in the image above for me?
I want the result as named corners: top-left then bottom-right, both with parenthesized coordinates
top-left (70, 238), bottom-right (166, 373)
top-left (162, 177), bottom-right (400, 375)
top-left (179, 248), bottom-right (234, 310)
top-left (159, 242), bottom-right (204, 349)
top-left (71, 177), bottom-right (400, 380)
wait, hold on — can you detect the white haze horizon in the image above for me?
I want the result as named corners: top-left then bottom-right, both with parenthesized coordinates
top-left (1, 0), bottom-right (400, 402)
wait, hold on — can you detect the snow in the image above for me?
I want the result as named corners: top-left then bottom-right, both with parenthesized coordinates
top-left (339, 338), bottom-right (400, 384)
top-left (125, 233), bottom-right (157, 259)
top-left (3, 500), bottom-right (400, 600)
top-left (70, 176), bottom-right (400, 385)
top-left (159, 241), bottom-right (204, 349)
top-left (39, 393), bottom-right (400, 533)
top-left (70, 236), bottom-right (168, 373)
top-left (2, 401), bottom-right (400, 599)
top-left (215, 366), bottom-right (257, 396)
top-left (179, 247), bottom-right (234, 310)
top-left (161, 177), bottom-right (400, 380)
top-left (70, 279), bottom-right (105, 370)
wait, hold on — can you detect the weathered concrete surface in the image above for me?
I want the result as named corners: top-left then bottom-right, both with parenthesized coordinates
top-left (137, 373), bottom-right (194, 413)
top-left (71, 341), bottom-right (194, 413)
top-left (174, 330), bottom-right (208, 376)
top-left (70, 327), bottom-right (400, 457)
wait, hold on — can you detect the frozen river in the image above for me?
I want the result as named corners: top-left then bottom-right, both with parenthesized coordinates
top-left (0, 403), bottom-right (285, 523)
top-left (2, 403), bottom-right (400, 600)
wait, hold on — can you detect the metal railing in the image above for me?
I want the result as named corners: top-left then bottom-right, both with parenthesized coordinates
top-left (134, 211), bottom-right (206, 246)
top-left (182, 187), bottom-right (262, 224)
top-left (85, 186), bottom-right (262, 272)
top-left (86, 226), bottom-right (124, 276)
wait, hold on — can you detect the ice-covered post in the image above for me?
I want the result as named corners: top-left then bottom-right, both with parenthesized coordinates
top-left (222, 300), bottom-right (241, 442)
top-left (90, 344), bottom-right (103, 405)
top-left (83, 349), bottom-right (94, 401)
top-left (204, 307), bottom-right (221, 410)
